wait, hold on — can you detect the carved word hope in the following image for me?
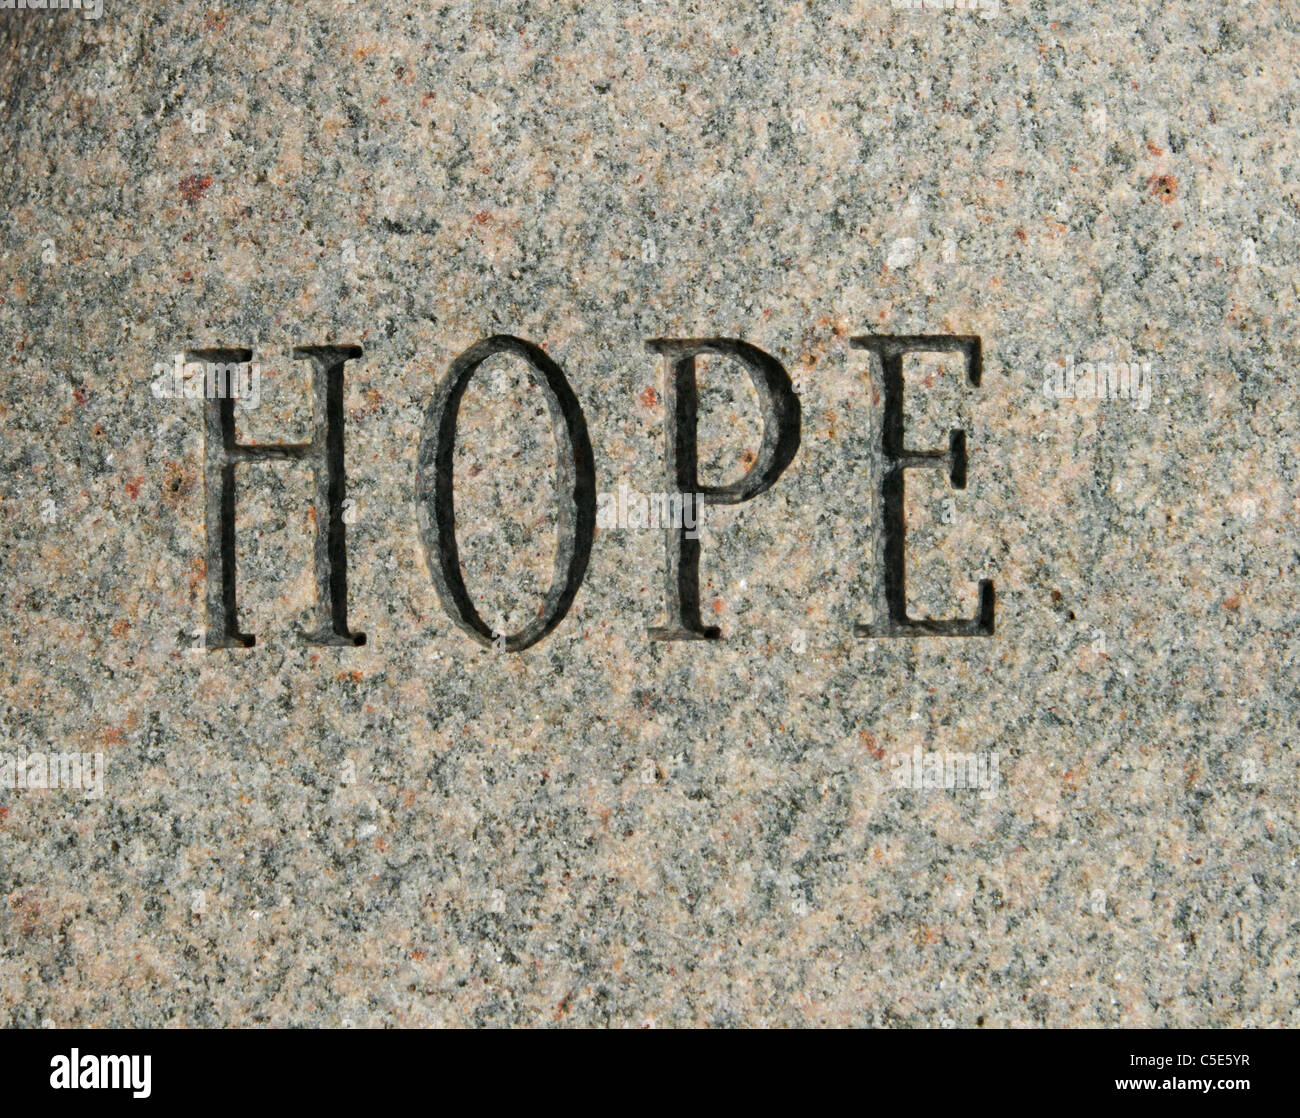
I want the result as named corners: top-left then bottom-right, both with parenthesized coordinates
top-left (185, 333), bottom-right (994, 652)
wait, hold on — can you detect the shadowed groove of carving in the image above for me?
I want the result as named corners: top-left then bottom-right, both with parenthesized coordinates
top-left (415, 334), bottom-right (596, 653)
top-left (850, 334), bottom-right (994, 638)
top-left (645, 338), bottom-right (801, 642)
top-left (193, 344), bottom-right (366, 649)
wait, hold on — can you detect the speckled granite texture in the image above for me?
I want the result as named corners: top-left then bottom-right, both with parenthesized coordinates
top-left (0, 1), bottom-right (1296, 1026)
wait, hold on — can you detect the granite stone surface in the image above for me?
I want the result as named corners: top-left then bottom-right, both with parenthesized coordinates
top-left (0, 1), bottom-right (1297, 1026)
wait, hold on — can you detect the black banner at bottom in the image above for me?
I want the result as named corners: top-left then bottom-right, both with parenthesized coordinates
top-left (0, 1027), bottom-right (1284, 1106)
